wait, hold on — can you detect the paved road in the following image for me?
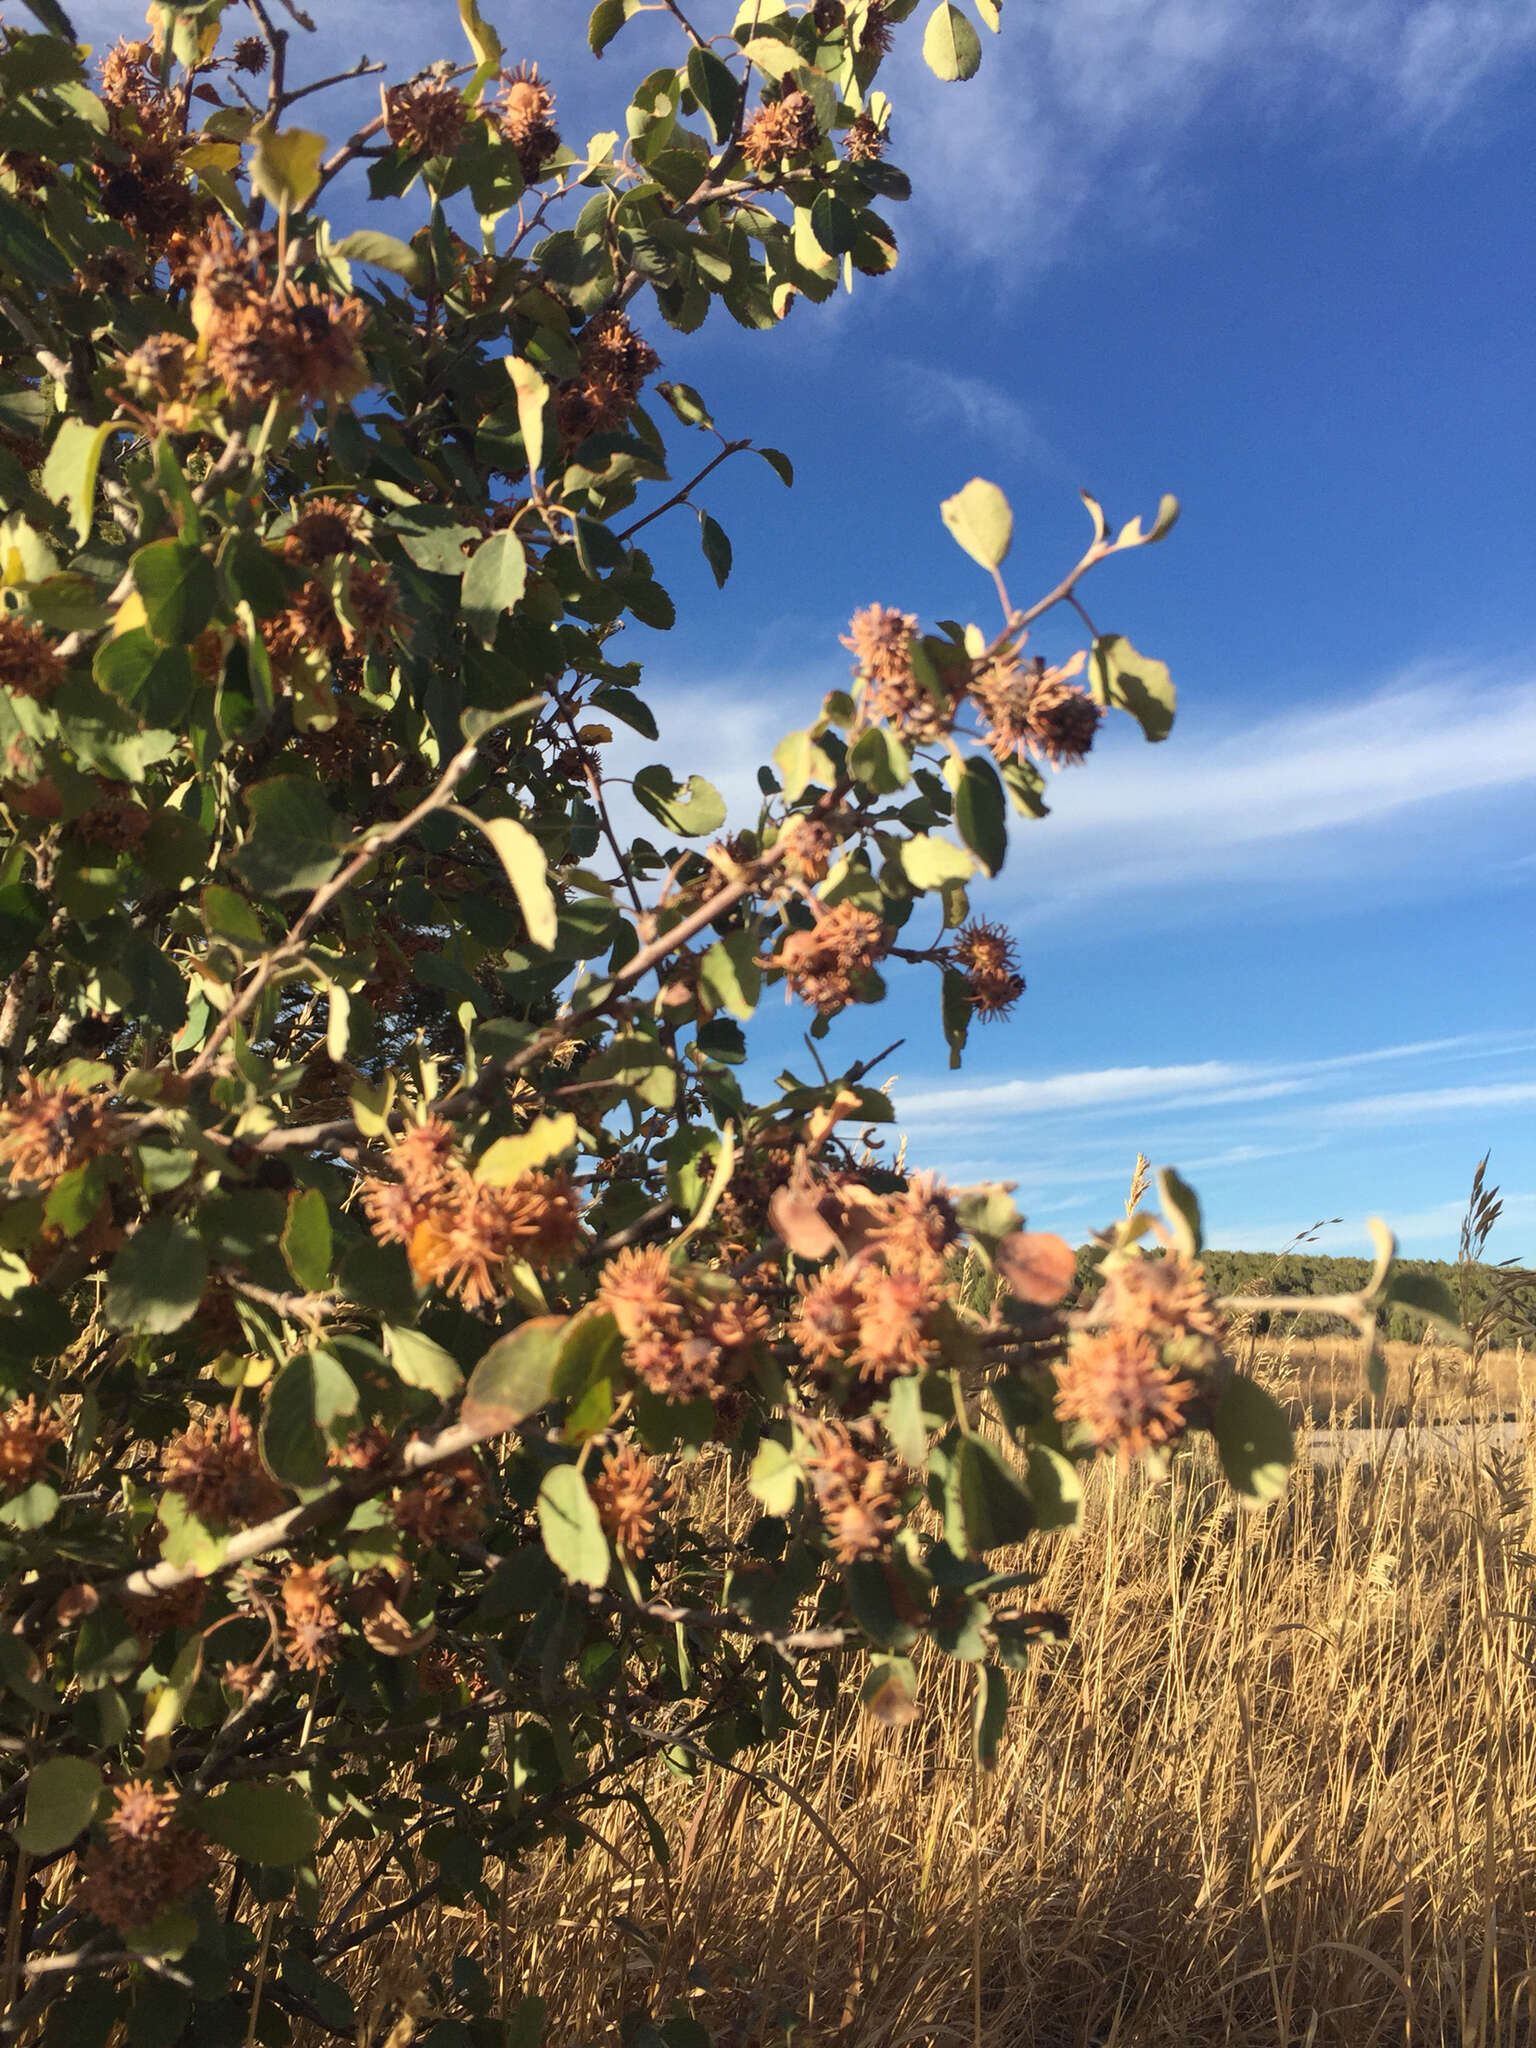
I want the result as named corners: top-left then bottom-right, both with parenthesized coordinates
top-left (1301, 1416), bottom-right (1530, 1467)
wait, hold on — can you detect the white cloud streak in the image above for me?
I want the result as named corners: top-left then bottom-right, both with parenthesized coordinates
top-left (886, 0), bottom-right (1536, 264)
top-left (613, 662), bottom-right (1536, 922)
top-left (894, 1032), bottom-right (1536, 1128)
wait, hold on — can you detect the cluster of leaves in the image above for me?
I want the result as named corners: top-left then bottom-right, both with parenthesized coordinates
top-left (0, 2), bottom-right (1459, 2042)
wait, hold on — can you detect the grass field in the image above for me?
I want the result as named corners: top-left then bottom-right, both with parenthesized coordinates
top-left (1241, 1332), bottom-right (1531, 1426)
top-left (318, 1336), bottom-right (1536, 2048)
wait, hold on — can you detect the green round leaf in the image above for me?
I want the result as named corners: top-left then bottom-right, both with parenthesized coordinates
top-left (199, 1780), bottom-right (321, 1865)
top-left (632, 766), bottom-right (728, 838)
top-left (464, 812), bottom-right (557, 950)
top-left (234, 777), bottom-right (345, 897)
top-left (261, 1349), bottom-right (358, 1488)
top-left (1211, 1375), bottom-right (1294, 1505)
top-left (949, 753), bottom-right (1007, 876)
top-left (1089, 634), bottom-right (1176, 742)
top-left (280, 1187), bottom-right (333, 1294)
top-left (383, 1323), bottom-right (464, 1399)
top-left (131, 539), bottom-right (218, 646)
top-left (923, 2), bottom-right (982, 80)
top-left (104, 1216), bottom-right (208, 1334)
top-left (462, 530), bottom-right (528, 647)
top-left (12, 1756), bottom-right (102, 1855)
top-left (248, 122), bottom-right (327, 213)
top-left (461, 1315), bottom-right (568, 1435)
top-left (537, 1462), bottom-right (611, 1587)
top-left (940, 476), bottom-right (1012, 570)
top-left (956, 1435), bottom-right (1035, 1551)
top-left (901, 833), bottom-right (974, 892)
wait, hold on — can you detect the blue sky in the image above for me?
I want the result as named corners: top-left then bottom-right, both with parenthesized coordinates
top-left (69, 0), bottom-right (1536, 1257)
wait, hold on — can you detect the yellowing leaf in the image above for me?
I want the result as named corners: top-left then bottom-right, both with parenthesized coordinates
top-left (42, 418), bottom-right (123, 548)
top-left (507, 357), bottom-right (549, 477)
top-left (111, 592), bottom-right (148, 639)
top-left (461, 811), bottom-right (557, 949)
top-left (249, 123), bottom-right (328, 214)
top-left (476, 1113), bottom-right (578, 1185)
top-left (940, 477), bottom-right (1013, 571)
top-left (458, 0), bottom-right (503, 68)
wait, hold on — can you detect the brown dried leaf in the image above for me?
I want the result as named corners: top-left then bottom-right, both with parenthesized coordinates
top-left (996, 1231), bottom-right (1077, 1305)
top-left (769, 1172), bottom-right (842, 1261)
top-left (55, 1584), bottom-right (99, 1627)
top-left (361, 1598), bottom-right (437, 1656)
top-left (862, 1665), bottom-right (920, 1728)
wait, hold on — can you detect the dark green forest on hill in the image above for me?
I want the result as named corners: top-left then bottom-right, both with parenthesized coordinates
top-left (1062, 1242), bottom-right (1535, 1348)
top-left (1196, 1249), bottom-right (1531, 1347)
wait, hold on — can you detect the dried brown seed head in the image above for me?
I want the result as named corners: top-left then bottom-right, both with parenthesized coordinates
top-left (0, 617), bottom-right (67, 701)
top-left (591, 1440), bottom-right (662, 1558)
top-left (0, 1395), bottom-right (63, 1494)
top-left (741, 89), bottom-right (821, 172)
top-left (385, 78), bottom-right (470, 157)
top-left (161, 1409), bottom-right (285, 1530)
top-left (1055, 1328), bottom-right (1194, 1460)
top-left (498, 62), bottom-right (560, 180)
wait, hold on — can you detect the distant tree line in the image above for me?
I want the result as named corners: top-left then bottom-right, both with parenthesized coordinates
top-left (1132, 1249), bottom-right (1535, 1348)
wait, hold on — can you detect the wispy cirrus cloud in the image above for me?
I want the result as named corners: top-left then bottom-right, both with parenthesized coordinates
top-left (894, 1033), bottom-right (1536, 1129)
top-left (886, 1031), bottom-right (1536, 1257)
top-left (887, 0), bottom-right (1536, 264)
top-left (616, 660), bottom-right (1536, 925)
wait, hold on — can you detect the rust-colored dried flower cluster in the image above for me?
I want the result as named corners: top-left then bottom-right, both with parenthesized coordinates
top-left (0, 616), bottom-right (67, 700)
top-left (791, 1173), bottom-right (959, 1387)
top-left (1054, 1250), bottom-right (1226, 1458)
top-left (950, 919), bottom-right (1025, 1022)
top-left (556, 309), bottom-right (661, 445)
top-left (498, 62), bottom-right (560, 181)
top-left (841, 604), bottom-right (953, 741)
top-left (359, 1117), bottom-right (582, 1311)
top-left (0, 1073), bottom-right (119, 1186)
top-left (0, 1395), bottom-right (63, 1495)
top-left (590, 1439), bottom-right (663, 1558)
top-left (76, 1780), bottom-right (215, 1935)
top-left (972, 651), bottom-right (1101, 769)
top-left (283, 495), bottom-right (368, 564)
top-left (161, 1409), bottom-right (285, 1531)
top-left (840, 602), bottom-right (1101, 772)
top-left (742, 90), bottom-right (821, 172)
top-left (843, 111), bottom-right (887, 162)
top-left (119, 1580), bottom-right (206, 1647)
top-left (188, 220), bottom-right (370, 410)
top-left (777, 903), bottom-right (887, 1017)
top-left (281, 1562), bottom-right (342, 1669)
top-left (95, 38), bottom-right (200, 249)
top-left (801, 1417), bottom-right (900, 1562)
top-left (1100, 1249), bottom-right (1225, 1348)
top-left (385, 77), bottom-right (471, 158)
top-left (597, 1246), bottom-right (770, 1401)
top-left (394, 1452), bottom-right (485, 1546)
top-left (1055, 1328), bottom-right (1194, 1461)
top-left (777, 815), bottom-right (837, 885)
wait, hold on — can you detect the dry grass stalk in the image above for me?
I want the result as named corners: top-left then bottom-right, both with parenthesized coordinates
top-left (308, 1352), bottom-right (1536, 2048)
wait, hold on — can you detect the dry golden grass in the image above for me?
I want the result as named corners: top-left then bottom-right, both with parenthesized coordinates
top-left (324, 1357), bottom-right (1536, 2048)
top-left (1240, 1333), bottom-right (1532, 1425)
